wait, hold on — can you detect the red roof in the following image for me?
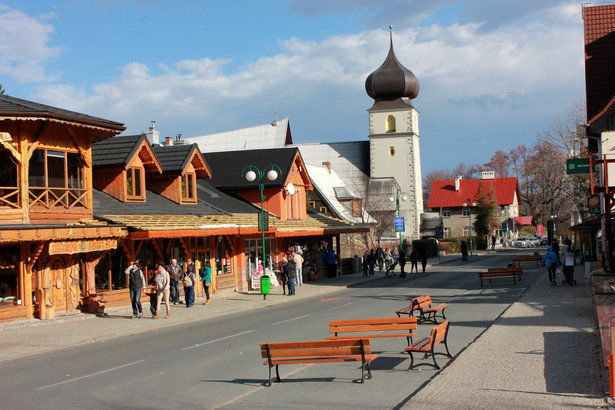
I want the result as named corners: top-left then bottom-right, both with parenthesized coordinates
top-left (584, 5), bottom-right (615, 123)
top-left (427, 177), bottom-right (519, 208)
top-left (512, 216), bottom-right (533, 226)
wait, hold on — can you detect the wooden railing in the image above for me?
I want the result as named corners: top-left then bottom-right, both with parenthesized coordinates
top-left (29, 187), bottom-right (88, 209)
top-left (0, 187), bottom-right (19, 208)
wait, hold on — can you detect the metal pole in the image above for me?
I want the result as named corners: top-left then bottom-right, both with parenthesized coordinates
top-left (397, 195), bottom-right (403, 250)
top-left (469, 207), bottom-right (473, 255)
top-left (260, 176), bottom-right (266, 272)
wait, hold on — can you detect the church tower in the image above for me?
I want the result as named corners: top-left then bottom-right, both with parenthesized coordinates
top-left (365, 28), bottom-right (423, 241)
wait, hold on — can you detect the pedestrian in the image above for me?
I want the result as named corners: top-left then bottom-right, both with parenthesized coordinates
top-left (168, 258), bottom-right (182, 304)
top-left (201, 261), bottom-right (212, 305)
top-left (460, 241), bottom-right (468, 261)
top-left (541, 246), bottom-right (560, 286)
top-left (419, 247), bottom-right (428, 273)
top-left (183, 258), bottom-right (196, 308)
top-left (325, 248), bottom-right (337, 278)
top-left (293, 251), bottom-right (304, 286)
top-left (362, 250), bottom-right (369, 276)
top-left (384, 248), bottom-right (392, 274)
top-left (491, 235), bottom-right (496, 250)
top-left (376, 247), bottom-right (385, 271)
top-left (563, 247), bottom-right (576, 285)
top-left (148, 270), bottom-right (158, 317)
top-left (286, 256), bottom-right (296, 295)
top-left (398, 249), bottom-right (407, 277)
top-left (155, 263), bottom-right (171, 319)
top-left (366, 249), bottom-right (377, 276)
top-left (500, 238), bottom-right (506, 249)
top-left (125, 260), bottom-right (146, 319)
top-left (409, 248), bottom-right (419, 273)
top-left (552, 240), bottom-right (560, 264)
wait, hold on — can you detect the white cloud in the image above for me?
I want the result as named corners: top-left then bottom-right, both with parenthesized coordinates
top-left (0, 7), bottom-right (61, 82)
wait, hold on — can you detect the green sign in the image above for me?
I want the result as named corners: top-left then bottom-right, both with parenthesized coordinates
top-left (566, 158), bottom-right (598, 175)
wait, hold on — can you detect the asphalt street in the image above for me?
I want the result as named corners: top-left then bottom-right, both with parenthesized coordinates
top-left (0, 251), bottom-right (557, 409)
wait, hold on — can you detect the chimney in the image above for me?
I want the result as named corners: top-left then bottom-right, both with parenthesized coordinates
top-left (454, 175), bottom-right (462, 191)
top-left (322, 162), bottom-right (331, 173)
top-left (141, 121), bottom-right (160, 145)
top-left (173, 133), bottom-right (185, 145)
top-left (165, 136), bottom-right (173, 146)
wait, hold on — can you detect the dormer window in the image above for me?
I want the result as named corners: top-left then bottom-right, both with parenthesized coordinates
top-left (181, 172), bottom-right (196, 203)
top-left (126, 167), bottom-right (144, 201)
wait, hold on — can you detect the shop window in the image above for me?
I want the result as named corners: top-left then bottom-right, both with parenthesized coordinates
top-left (245, 237), bottom-right (277, 278)
top-left (0, 148), bottom-right (19, 208)
top-left (216, 236), bottom-right (232, 275)
top-left (181, 172), bottom-right (196, 203)
top-left (126, 167), bottom-right (144, 201)
top-left (28, 149), bottom-right (87, 209)
top-left (0, 245), bottom-right (19, 305)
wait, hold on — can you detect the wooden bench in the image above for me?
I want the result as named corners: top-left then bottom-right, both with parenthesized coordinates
top-left (395, 295), bottom-right (447, 324)
top-left (511, 254), bottom-right (542, 267)
top-left (326, 317), bottom-right (418, 345)
top-left (260, 339), bottom-right (376, 386)
top-left (478, 267), bottom-right (523, 287)
top-left (405, 320), bottom-right (452, 370)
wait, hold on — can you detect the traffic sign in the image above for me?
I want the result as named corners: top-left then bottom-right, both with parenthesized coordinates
top-left (566, 157), bottom-right (598, 174)
top-left (464, 226), bottom-right (474, 229)
top-left (394, 217), bottom-right (405, 232)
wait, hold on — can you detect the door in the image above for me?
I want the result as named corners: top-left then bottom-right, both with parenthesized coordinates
top-left (50, 257), bottom-right (67, 312)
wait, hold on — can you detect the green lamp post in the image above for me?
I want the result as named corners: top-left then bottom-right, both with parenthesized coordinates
top-left (387, 190), bottom-right (409, 250)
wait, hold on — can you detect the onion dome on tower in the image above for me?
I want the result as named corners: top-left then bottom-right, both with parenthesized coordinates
top-left (365, 27), bottom-right (420, 103)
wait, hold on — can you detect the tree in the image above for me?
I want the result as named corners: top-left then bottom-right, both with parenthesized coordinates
top-left (0, 84), bottom-right (5, 95)
top-left (473, 182), bottom-right (497, 246)
top-left (483, 150), bottom-right (510, 178)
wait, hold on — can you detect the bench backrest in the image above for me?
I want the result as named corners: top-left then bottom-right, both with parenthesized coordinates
top-left (430, 320), bottom-right (449, 345)
top-left (487, 267), bottom-right (523, 273)
top-left (412, 295), bottom-right (432, 310)
top-left (329, 317), bottom-right (417, 335)
top-left (260, 339), bottom-right (371, 359)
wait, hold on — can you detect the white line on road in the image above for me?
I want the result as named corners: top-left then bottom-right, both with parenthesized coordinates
top-left (36, 360), bottom-right (146, 390)
top-left (182, 330), bottom-right (253, 350)
top-left (272, 314), bottom-right (311, 325)
top-left (327, 303), bottom-right (353, 311)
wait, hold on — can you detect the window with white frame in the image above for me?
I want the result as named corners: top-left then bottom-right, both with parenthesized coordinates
top-left (442, 208), bottom-right (451, 218)
top-left (462, 208), bottom-right (470, 217)
top-left (443, 227), bottom-right (450, 238)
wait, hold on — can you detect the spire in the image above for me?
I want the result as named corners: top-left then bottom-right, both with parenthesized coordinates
top-left (365, 26), bottom-right (420, 102)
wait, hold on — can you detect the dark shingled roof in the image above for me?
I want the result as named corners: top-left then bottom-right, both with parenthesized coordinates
top-left (0, 94), bottom-right (125, 133)
top-left (92, 134), bottom-right (144, 167)
top-left (94, 179), bottom-right (257, 217)
top-left (152, 144), bottom-right (199, 173)
top-left (203, 147), bottom-right (299, 190)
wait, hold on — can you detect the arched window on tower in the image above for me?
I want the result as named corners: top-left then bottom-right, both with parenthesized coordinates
top-left (386, 115), bottom-right (396, 133)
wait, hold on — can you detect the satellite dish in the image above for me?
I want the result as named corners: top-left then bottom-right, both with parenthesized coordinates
top-left (286, 183), bottom-right (296, 195)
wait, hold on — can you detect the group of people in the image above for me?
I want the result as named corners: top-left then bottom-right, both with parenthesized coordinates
top-left (541, 238), bottom-right (576, 286)
top-left (125, 257), bottom-right (213, 320)
top-left (362, 246), bottom-right (428, 277)
top-left (280, 251), bottom-right (305, 296)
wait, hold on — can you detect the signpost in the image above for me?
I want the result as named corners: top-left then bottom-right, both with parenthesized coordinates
top-left (394, 217), bottom-right (405, 232)
top-left (566, 158), bottom-right (598, 175)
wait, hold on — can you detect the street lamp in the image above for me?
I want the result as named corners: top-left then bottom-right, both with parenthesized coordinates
top-left (242, 164), bottom-right (282, 274)
top-left (387, 190), bottom-right (409, 250)
top-left (462, 197), bottom-right (476, 255)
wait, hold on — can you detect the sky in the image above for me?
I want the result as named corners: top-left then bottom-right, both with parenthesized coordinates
top-left (0, 0), bottom-right (595, 175)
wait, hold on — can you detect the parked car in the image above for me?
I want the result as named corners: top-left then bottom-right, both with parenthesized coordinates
top-left (539, 236), bottom-right (549, 246)
top-left (514, 237), bottom-right (529, 248)
top-left (528, 237), bottom-right (540, 247)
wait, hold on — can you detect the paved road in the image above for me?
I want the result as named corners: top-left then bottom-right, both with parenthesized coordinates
top-left (0, 251), bottom-right (552, 409)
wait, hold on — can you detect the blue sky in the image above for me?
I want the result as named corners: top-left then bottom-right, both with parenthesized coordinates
top-left (0, 0), bottom-right (589, 175)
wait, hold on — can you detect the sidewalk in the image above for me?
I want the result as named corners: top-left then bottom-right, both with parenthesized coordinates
top-left (404, 264), bottom-right (607, 409)
top-left (0, 253), bottom-right (460, 361)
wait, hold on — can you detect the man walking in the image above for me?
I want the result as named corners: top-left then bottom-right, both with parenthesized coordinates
top-left (183, 258), bottom-right (196, 308)
top-left (125, 260), bottom-right (146, 318)
top-left (168, 258), bottom-right (182, 304)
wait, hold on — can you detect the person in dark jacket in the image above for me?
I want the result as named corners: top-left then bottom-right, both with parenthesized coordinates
top-left (409, 249), bottom-right (419, 273)
top-left (460, 241), bottom-right (468, 261)
top-left (125, 260), bottom-right (146, 319)
top-left (398, 250), bottom-right (407, 277)
top-left (419, 247), bottom-right (428, 273)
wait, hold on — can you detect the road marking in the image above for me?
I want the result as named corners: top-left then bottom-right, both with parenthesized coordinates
top-left (183, 330), bottom-right (253, 350)
top-left (36, 360), bottom-right (146, 390)
top-left (318, 297), bottom-right (349, 302)
top-left (327, 302), bottom-right (353, 311)
top-left (272, 314), bottom-right (311, 325)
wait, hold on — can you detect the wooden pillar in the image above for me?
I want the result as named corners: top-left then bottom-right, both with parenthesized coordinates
top-left (20, 243), bottom-right (33, 318)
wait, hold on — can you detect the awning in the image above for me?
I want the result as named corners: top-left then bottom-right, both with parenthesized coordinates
top-left (512, 216), bottom-right (534, 226)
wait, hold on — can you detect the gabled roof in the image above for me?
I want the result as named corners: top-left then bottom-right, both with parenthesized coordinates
top-left (203, 147), bottom-right (301, 190)
top-left (427, 177), bottom-right (520, 208)
top-left (0, 94), bottom-right (125, 142)
top-left (152, 143), bottom-right (210, 178)
top-left (92, 134), bottom-right (162, 174)
top-left (306, 164), bottom-right (375, 224)
top-left (186, 117), bottom-right (292, 152)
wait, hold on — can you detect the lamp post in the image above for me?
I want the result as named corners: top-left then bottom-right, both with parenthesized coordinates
top-left (463, 198), bottom-right (476, 255)
top-left (387, 190), bottom-right (409, 250)
top-left (242, 164), bottom-right (281, 273)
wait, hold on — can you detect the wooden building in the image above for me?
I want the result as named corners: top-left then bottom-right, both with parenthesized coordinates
top-left (0, 95), bottom-right (127, 320)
